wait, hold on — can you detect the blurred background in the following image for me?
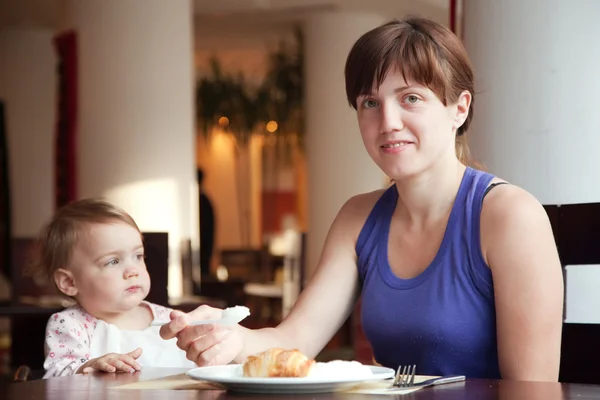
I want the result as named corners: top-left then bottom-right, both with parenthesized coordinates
top-left (1, 0), bottom-right (600, 384)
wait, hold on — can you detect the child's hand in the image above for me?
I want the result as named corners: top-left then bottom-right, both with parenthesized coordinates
top-left (78, 348), bottom-right (143, 374)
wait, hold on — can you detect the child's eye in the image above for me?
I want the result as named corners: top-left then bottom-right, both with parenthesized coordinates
top-left (105, 259), bottom-right (119, 266)
top-left (136, 253), bottom-right (145, 261)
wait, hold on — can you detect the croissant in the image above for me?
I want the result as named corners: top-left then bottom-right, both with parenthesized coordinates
top-left (242, 348), bottom-right (316, 378)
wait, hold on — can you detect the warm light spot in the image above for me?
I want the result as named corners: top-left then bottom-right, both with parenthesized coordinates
top-left (210, 130), bottom-right (235, 154)
top-left (218, 116), bottom-right (230, 127)
top-left (216, 265), bottom-right (229, 282)
top-left (266, 120), bottom-right (278, 133)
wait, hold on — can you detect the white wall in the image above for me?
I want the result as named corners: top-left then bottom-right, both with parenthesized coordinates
top-left (61, 0), bottom-right (196, 298)
top-left (464, 0), bottom-right (600, 205)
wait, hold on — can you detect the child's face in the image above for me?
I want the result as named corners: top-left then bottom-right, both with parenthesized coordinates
top-left (67, 221), bottom-right (150, 318)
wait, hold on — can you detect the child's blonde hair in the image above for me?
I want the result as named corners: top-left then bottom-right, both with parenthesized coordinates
top-left (35, 198), bottom-right (141, 284)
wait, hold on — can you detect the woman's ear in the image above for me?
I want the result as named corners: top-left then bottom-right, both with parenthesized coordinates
top-left (54, 268), bottom-right (78, 297)
top-left (453, 90), bottom-right (472, 130)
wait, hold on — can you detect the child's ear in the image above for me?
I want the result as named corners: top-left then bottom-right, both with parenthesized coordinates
top-left (54, 268), bottom-right (78, 297)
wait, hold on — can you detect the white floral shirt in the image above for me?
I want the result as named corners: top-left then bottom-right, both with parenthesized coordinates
top-left (43, 301), bottom-right (192, 378)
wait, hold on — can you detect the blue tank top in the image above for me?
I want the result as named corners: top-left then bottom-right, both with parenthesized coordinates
top-left (356, 167), bottom-right (501, 379)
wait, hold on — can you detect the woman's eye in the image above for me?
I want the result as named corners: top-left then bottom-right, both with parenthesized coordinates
top-left (404, 95), bottom-right (420, 104)
top-left (361, 99), bottom-right (379, 108)
top-left (136, 253), bottom-right (145, 261)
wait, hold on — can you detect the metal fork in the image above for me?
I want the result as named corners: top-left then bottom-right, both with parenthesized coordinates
top-left (392, 364), bottom-right (416, 387)
top-left (391, 365), bottom-right (466, 389)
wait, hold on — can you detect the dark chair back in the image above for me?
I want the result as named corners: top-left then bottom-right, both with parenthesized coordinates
top-left (142, 232), bottom-right (169, 306)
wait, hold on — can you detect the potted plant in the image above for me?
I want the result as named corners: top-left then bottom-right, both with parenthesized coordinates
top-left (196, 27), bottom-right (304, 246)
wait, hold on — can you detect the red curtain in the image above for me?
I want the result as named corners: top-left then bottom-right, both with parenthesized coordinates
top-left (53, 31), bottom-right (78, 209)
top-left (450, 0), bottom-right (466, 40)
top-left (450, 0), bottom-right (457, 33)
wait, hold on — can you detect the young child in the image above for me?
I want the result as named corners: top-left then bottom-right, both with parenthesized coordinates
top-left (38, 198), bottom-right (196, 377)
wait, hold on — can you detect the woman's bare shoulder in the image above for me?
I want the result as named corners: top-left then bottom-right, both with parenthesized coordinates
top-left (341, 188), bottom-right (389, 217)
top-left (480, 179), bottom-right (555, 268)
top-left (332, 188), bottom-right (390, 238)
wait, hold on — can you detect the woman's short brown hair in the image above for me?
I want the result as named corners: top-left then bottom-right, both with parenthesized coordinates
top-left (344, 17), bottom-right (476, 165)
top-left (35, 198), bottom-right (141, 283)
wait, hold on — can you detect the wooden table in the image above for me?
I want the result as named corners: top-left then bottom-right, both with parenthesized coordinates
top-left (3, 367), bottom-right (600, 399)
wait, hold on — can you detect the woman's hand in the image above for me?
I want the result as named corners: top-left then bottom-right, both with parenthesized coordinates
top-left (160, 305), bottom-right (245, 366)
top-left (77, 348), bottom-right (143, 374)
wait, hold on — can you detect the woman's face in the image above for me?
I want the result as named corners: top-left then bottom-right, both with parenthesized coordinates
top-left (356, 70), bottom-right (470, 180)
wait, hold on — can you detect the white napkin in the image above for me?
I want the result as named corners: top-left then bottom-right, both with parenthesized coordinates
top-left (345, 380), bottom-right (422, 395)
top-left (151, 306), bottom-right (250, 327)
top-left (345, 375), bottom-right (440, 396)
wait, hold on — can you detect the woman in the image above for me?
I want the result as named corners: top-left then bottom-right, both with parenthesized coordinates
top-left (161, 17), bottom-right (563, 381)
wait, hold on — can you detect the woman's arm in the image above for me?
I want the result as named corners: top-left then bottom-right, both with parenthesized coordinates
top-left (481, 184), bottom-right (564, 382)
top-left (162, 191), bottom-right (382, 366)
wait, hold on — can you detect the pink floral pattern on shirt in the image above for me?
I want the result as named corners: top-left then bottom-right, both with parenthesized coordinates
top-left (43, 302), bottom-right (173, 378)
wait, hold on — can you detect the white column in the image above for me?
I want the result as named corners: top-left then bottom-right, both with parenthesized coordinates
top-left (62, 0), bottom-right (196, 298)
top-left (463, 0), bottom-right (600, 324)
top-left (463, 0), bottom-right (600, 205)
top-left (0, 28), bottom-right (56, 237)
top-left (303, 12), bottom-right (386, 280)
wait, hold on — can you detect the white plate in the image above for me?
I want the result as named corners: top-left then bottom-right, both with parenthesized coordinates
top-left (186, 363), bottom-right (395, 394)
